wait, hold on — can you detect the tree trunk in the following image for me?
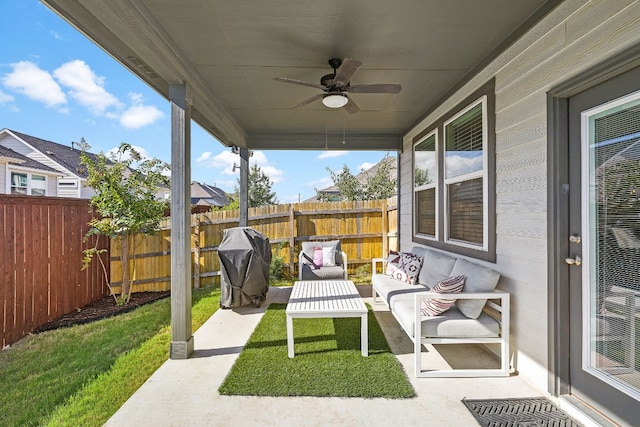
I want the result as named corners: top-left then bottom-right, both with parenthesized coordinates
top-left (121, 234), bottom-right (130, 303)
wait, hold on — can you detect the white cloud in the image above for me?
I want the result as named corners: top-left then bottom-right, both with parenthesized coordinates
top-left (250, 151), bottom-right (285, 183)
top-left (0, 89), bottom-right (15, 104)
top-left (357, 162), bottom-right (375, 172)
top-left (317, 150), bottom-right (348, 159)
top-left (196, 150), bottom-right (237, 174)
top-left (2, 61), bottom-right (66, 108)
top-left (195, 149), bottom-right (285, 183)
top-left (445, 154), bottom-right (483, 178)
top-left (120, 102), bottom-right (164, 129)
top-left (53, 60), bottom-right (120, 115)
top-left (196, 151), bottom-right (212, 163)
top-left (307, 175), bottom-right (334, 190)
top-left (50, 31), bottom-right (63, 40)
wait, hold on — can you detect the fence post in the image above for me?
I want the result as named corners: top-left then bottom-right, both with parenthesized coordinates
top-left (382, 199), bottom-right (388, 257)
top-left (193, 213), bottom-right (201, 289)
top-left (289, 204), bottom-right (296, 277)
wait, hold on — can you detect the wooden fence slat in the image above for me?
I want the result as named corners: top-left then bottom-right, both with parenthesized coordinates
top-left (109, 199), bottom-right (398, 292)
top-left (0, 196), bottom-right (109, 348)
top-left (0, 204), bottom-right (7, 347)
top-left (14, 203), bottom-right (26, 341)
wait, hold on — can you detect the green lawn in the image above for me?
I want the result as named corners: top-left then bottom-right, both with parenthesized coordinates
top-left (0, 286), bottom-right (220, 427)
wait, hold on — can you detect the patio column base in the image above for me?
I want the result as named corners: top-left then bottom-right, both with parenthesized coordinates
top-left (170, 336), bottom-right (194, 359)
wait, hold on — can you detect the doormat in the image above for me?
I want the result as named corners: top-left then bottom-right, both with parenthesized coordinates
top-left (463, 397), bottom-right (583, 426)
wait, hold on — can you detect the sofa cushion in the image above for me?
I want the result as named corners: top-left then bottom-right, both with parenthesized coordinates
top-left (412, 247), bottom-right (457, 288)
top-left (450, 258), bottom-right (500, 319)
top-left (372, 274), bottom-right (427, 306)
top-left (392, 295), bottom-right (500, 339)
top-left (420, 275), bottom-right (465, 316)
top-left (389, 252), bottom-right (423, 285)
top-left (301, 240), bottom-right (343, 265)
top-left (385, 250), bottom-right (402, 275)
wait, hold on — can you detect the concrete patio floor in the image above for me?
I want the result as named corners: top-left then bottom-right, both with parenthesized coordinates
top-left (105, 286), bottom-right (596, 427)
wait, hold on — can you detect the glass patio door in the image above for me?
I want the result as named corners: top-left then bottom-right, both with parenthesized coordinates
top-left (568, 77), bottom-right (640, 423)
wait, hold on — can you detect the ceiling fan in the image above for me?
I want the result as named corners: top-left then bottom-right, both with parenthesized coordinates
top-left (274, 58), bottom-right (401, 114)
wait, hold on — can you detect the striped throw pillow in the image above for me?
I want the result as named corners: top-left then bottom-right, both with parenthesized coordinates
top-left (420, 275), bottom-right (466, 316)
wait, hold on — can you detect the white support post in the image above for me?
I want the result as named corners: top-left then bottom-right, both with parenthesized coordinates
top-left (239, 147), bottom-right (249, 227)
top-left (169, 83), bottom-right (194, 359)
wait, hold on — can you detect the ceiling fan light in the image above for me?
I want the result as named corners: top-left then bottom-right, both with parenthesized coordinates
top-left (322, 94), bottom-right (348, 108)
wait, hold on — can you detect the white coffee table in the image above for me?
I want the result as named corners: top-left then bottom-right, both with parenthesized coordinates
top-left (286, 280), bottom-right (368, 358)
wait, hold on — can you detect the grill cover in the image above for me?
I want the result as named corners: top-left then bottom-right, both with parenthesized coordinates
top-left (218, 227), bottom-right (271, 308)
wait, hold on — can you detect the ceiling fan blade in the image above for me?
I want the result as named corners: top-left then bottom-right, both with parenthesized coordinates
top-left (333, 58), bottom-right (362, 88)
top-left (343, 97), bottom-right (360, 114)
top-left (348, 84), bottom-right (402, 94)
top-left (274, 76), bottom-right (326, 91)
top-left (290, 93), bottom-right (324, 109)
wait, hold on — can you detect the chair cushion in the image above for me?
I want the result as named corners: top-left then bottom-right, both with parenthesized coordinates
top-left (313, 247), bottom-right (323, 267)
top-left (322, 246), bottom-right (336, 266)
top-left (450, 258), bottom-right (500, 319)
top-left (300, 264), bottom-right (345, 280)
top-left (301, 240), bottom-right (343, 265)
top-left (392, 295), bottom-right (500, 339)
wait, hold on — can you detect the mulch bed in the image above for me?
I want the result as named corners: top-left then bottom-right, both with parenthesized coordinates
top-left (33, 291), bottom-right (171, 333)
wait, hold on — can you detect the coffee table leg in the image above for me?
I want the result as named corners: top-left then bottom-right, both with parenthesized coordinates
top-left (287, 314), bottom-right (294, 358)
top-left (361, 313), bottom-right (368, 357)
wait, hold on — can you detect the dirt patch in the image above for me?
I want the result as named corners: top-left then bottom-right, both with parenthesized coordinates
top-left (34, 291), bottom-right (170, 333)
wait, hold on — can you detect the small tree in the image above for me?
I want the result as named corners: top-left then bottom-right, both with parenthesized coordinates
top-left (318, 164), bottom-right (363, 201)
top-left (363, 155), bottom-right (397, 200)
top-left (81, 143), bottom-right (170, 304)
top-left (318, 155), bottom-right (397, 202)
top-left (232, 164), bottom-right (278, 208)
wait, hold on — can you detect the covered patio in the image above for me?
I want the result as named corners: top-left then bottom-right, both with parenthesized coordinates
top-left (104, 286), bottom-right (579, 427)
top-left (40, 0), bottom-right (640, 425)
top-left (40, 0), bottom-right (560, 359)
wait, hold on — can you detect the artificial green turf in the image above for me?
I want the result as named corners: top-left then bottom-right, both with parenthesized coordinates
top-left (218, 303), bottom-right (415, 398)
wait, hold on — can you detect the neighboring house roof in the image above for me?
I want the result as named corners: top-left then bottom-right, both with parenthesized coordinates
top-left (6, 129), bottom-right (101, 178)
top-left (305, 155), bottom-right (397, 202)
top-left (190, 181), bottom-right (229, 208)
top-left (0, 145), bottom-right (62, 174)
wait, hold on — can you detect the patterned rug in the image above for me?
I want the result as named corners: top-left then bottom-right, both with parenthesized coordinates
top-left (463, 397), bottom-right (583, 426)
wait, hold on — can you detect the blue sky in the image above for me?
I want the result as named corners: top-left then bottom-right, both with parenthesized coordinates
top-left (0, 2), bottom-right (394, 203)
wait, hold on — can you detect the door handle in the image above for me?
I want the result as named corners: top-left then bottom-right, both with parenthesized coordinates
top-left (565, 255), bottom-right (582, 266)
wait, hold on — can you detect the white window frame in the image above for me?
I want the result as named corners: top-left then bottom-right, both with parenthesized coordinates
top-left (413, 130), bottom-right (439, 241)
top-left (412, 79), bottom-right (495, 262)
top-left (442, 96), bottom-right (489, 251)
top-left (8, 170), bottom-right (47, 196)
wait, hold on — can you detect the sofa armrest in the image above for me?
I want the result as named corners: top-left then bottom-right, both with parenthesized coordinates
top-left (414, 290), bottom-right (510, 339)
top-left (372, 257), bottom-right (387, 275)
top-left (341, 251), bottom-right (348, 279)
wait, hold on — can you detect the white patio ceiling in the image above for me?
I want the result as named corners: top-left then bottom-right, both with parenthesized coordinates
top-left (42, 0), bottom-right (560, 151)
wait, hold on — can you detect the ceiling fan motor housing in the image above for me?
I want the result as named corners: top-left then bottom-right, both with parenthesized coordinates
top-left (321, 73), bottom-right (349, 90)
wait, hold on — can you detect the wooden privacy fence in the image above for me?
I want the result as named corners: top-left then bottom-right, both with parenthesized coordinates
top-left (0, 195), bottom-right (110, 348)
top-left (110, 198), bottom-right (398, 293)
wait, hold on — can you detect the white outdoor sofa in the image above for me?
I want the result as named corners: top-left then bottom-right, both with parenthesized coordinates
top-left (372, 246), bottom-right (510, 378)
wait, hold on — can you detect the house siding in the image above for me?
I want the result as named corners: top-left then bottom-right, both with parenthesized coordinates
top-left (0, 162), bottom-right (6, 193)
top-left (0, 133), bottom-right (75, 177)
top-left (401, 0), bottom-right (640, 393)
